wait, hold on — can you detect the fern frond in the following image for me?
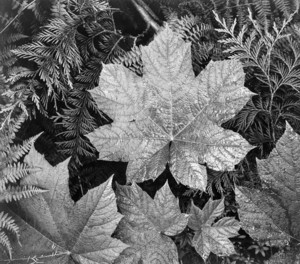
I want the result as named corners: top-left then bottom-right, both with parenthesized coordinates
top-left (0, 47), bottom-right (17, 69)
top-left (272, 38), bottom-right (300, 91)
top-left (27, 0), bottom-right (56, 24)
top-left (246, 119), bottom-right (273, 146)
top-left (75, 58), bottom-right (103, 89)
top-left (76, 9), bottom-right (120, 62)
top-left (63, 0), bottom-right (110, 15)
top-left (0, 33), bottom-right (28, 47)
top-left (56, 87), bottom-right (100, 167)
top-left (7, 133), bottom-right (41, 163)
top-left (214, 12), bottom-right (300, 140)
top-left (0, 163), bottom-right (30, 191)
top-left (0, 66), bottom-right (35, 130)
top-left (166, 13), bottom-right (215, 71)
top-left (273, 0), bottom-right (299, 18)
top-left (5, 67), bottom-right (34, 85)
top-left (12, 19), bottom-right (81, 96)
top-left (192, 42), bottom-right (215, 72)
top-left (0, 185), bottom-right (47, 203)
top-left (235, 95), bottom-right (270, 131)
top-left (0, 130), bottom-right (41, 191)
top-left (212, 0), bottom-right (298, 30)
top-left (207, 170), bottom-right (238, 197)
top-left (10, 2), bottom-right (83, 109)
top-left (55, 1), bottom-right (132, 170)
top-left (169, 14), bottom-right (213, 43)
top-left (252, 0), bottom-right (272, 29)
top-left (8, 0), bottom-right (126, 117)
top-left (0, 231), bottom-right (12, 259)
top-left (0, 55), bottom-right (44, 261)
top-left (214, 8), bottom-right (297, 91)
top-left (0, 212), bottom-right (19, 240)
top-left (113, 45), bottom-right (143, 76)
top-left (0, 32), bottom-right (28, 83)
top-left (96, 32), bottom-right (127, 63)
top-left (281, 112), bottom-right (300, 130)
top-left (0, 111), bottom-right (27, 140)
top-left (272, 88), bottom-right (300, 130)
top-left (0, 100), bottom-right (28, 128)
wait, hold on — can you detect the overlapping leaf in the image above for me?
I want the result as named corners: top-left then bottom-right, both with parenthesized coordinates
top-left (188, 198), bottom-right (240, 260)
top-left (87, 25), bottom-right (254, 190)
top-left (236, 123), bottom-right (300, 246)
top-left (114, 181), bottom-right (189, 264)
top-left (0, 148), bottom-right (128, 263)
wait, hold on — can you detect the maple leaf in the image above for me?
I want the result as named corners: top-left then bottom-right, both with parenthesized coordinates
top-left (113, 181), bottom-right (189, 264)
top-left (188, 198), bottom-right (240, 260)
top-left (0, 147), bottom-right (128, 263)
top-left (87, 25), bottom-right (254, 191)
top-left (235, 123), bottom-right (300, 246)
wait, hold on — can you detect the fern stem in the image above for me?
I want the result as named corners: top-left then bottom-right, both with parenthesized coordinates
top-left (0, 0), bottom-right (37, 35)
top-left (130, 0), bottom-right (160, 32)
top-left (105, 36), bottom-right (124, 63)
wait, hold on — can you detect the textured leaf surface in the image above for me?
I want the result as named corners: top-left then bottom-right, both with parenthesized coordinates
top-left (114, 181), bottom-right (188, 264)
top-left (188, 198), bottom-right (240, 260)
top-left (87, 25), bottom-right (254, 190)
top-left (235, 187), bottom-right (290, 246)
top-left (236, 123), bottom-right (300, 246)
top-left (0, 148), bottom-right (128, 263)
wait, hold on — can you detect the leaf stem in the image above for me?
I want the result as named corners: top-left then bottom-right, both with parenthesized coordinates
top-left (0, 0), bottom-right (37, 35)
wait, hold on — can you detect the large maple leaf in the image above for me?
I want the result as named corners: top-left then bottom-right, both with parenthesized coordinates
top-left (236, 123), bottom-right (300, 246)
top-left (87, 25), bottom-right (254, 190)
top-left (0, 147), bottom-right (128, 263)
top-left (188, 198), bottom-right (240, 260)
top-left (113, 181), bottom-right (189, 264)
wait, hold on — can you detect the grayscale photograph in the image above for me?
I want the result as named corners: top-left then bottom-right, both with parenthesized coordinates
top-left (0, 0), bottom-right (299, 263)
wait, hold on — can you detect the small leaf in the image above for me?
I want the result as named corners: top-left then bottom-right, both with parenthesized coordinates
top-left (114, 181), bottom-right (188, 264)
top-left (188, 199), bottom-right (240, 260)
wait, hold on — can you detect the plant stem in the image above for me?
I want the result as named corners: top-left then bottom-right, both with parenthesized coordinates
top-left (0, 0), bottom-right (37, 35)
